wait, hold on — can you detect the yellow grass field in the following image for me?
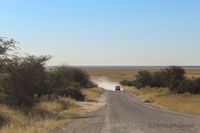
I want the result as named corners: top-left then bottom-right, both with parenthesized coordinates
top-left (125, 86), bottom-right (200, 115)
top-left (0, 97), bottom-right (78, 133)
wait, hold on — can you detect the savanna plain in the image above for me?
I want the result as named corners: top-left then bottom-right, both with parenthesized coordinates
top-left (85, 67), bottom-right (200, 115)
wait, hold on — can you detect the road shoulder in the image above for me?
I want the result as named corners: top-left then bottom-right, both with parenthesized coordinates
top-left (124, 86), bottom-right (200, 118)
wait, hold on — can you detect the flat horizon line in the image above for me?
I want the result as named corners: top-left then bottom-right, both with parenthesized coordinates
top-left (46, 65), bottom-right (200, 69)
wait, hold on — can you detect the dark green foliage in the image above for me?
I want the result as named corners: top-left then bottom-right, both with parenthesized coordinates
top-left (0, 37), bottom-right (17, 72)
top-left (150, 72), bottom-right (166, 87)
top-left (120, 80), bottom-right (135, 86)
top-left (192, 78), bottom-right (200, 94)
top-left (172, 80), bottom-right (193, 94)
top-left (55, 83), bottom-right (85, 101)
top-left (149, 66), bottom-right (185, 89)
top-left (58, 66), bottom-right (94, 88)
top-left (46, 66), bottom-right (95, 101)
top-left (0, 37), bottom-right (16, 57)
top-left (121, 66), bottom-right (200, 94)
top-left (0, 36), bottom-right (95, 107)
top-left (173, 78), bottom-right (200, 94)
top-left (134, 66), bottom-right (186, 89)
top-left (47, 66), bottom-right (94, 89)
top-left (162, 66), bottom-right (185, 89)
top-left (0, 115), bottom-right (6, 127)
top-left (135, 71), bottom-right (152, 88)
top-left (1, 56), bottom-right (51, 106)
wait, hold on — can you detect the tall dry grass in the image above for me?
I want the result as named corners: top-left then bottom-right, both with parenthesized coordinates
top-left (0, 97), bottom-right (79, 133)
top-left (81, 87), bottom-right (103, 101)
top-left (0, 87), bottom-right (103, 133)
top-left (124, 86), bottom-right (200, 115)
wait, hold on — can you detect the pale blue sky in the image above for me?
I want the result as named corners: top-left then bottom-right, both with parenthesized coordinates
top-left (0, 0), bottom-right (200, 66)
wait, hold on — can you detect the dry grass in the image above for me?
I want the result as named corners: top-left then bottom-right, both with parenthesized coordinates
top-left (124, 86), bottom-right (169, 103)
top-left (81, 87), bottom-right (103, 101)
top-left (0, 97), bottom-right (79, 133)
top-left (124, 86), bottom-right (200, 115)
top-left (185, 69), bottom-right (200, 78)
top-left (84, 67), bottom-right (200, 81)
top-left (0, 88), bottom-right (104, 133)
top-left (84, 67), bottom-right (141, 82)
top-left (154, 94), bottom-right (200, 115)
top-left (79, 87), bottom-right (105, 113)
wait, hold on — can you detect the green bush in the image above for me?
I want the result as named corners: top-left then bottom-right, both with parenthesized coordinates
top-left (1, 55), bottom-right (51, 106)
top-left (131, 66), bottom-right (185, 89)
top-left (0, 37), bottom-right (95, 106)
top-left (120, 80), bottom-right (135, 86)
top-left (162, 66), bottom-right (185, 89)
top-left (173, 78), bottom-right (200, 94)
top-left (121, 66), bottom-right (200, 94)
top-left (192, 78), bottom-right (200, 94)
top-left (150, 72), bottom-right (166, 87)
top-left (55, 83), bottom-right (85, 101)
top-left (46, 66), bottom-right (95, 101)
top-left (135, 71), bottom-right (152, 88)
top-left (47, 66), bottom-right (95, 89)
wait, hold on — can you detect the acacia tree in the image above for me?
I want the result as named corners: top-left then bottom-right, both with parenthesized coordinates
top-left (0, 37), bottom-right (16, 56)
top-left (0, 37), bottom-right (17, 71)
top-left (135, 71), bottom-right (152, 88)
top-left (2, 55), bottom-right (51, 106)
top-left (0, 37), bottom-right (17, 102)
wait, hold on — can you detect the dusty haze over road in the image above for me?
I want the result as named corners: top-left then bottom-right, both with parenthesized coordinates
top-left (92, 77), bottom-right (123, 91)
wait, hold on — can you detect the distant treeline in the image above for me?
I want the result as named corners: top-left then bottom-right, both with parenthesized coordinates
top-left (0, 37), bottom-right (95, 107)
top-left (121, 66), bottom-right (200, 94)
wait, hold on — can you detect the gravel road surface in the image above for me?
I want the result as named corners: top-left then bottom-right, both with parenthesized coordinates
top-left (54, 91), bottom-right (200, 133)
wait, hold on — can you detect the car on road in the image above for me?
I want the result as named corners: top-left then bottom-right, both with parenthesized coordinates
top-left (115, 86), bottom-right (121, 91)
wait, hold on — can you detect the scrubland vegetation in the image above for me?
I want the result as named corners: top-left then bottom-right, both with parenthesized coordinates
top-left (121, 66), bottom-right (200, 94)
top-left (121, 66), bottom-right (200, 115)
top-left (0, 37), bottom-right (101, 132)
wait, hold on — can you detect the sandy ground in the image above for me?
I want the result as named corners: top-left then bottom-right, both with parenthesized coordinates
top-left (77, 93), bottom-right (106, 113)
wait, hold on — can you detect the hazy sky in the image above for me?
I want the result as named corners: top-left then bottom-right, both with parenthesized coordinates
top-left (0, 0), bottom-right (200, 66)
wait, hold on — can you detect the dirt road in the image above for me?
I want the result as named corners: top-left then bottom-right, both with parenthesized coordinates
top-left (54, 91), bottom-right (200, 133)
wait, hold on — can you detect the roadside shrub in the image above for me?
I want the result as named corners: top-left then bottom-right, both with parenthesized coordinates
top-left (55, 82), bottom-right (85, 101)
top-left (47, 66), bottom-right (94, 89)
top-left (162, 66), bottom-right (185, 89)
top-left (134, 71), bottom-right (152, 88)
top-left (64, 67), bottom-right (95, 88)
top-left (192, 78), bottom-right (200, 94)
top-left (122, 66), bottom-right (200, 94)
top-left (46, 66), bottom-right (95, 101)
top-left (173, 78), bottom-right (200, 94)
top-left (171, 80), bottom-right (191, 94)
top-left (150, 72), bottom-right (166, 87)
top-left (120, 80), bottom-right (135, 86)
top-left (0, 37), bottom-right (17, 103)
top-left (0, 36), bottom-right (95, 107)
top-left (0, 115), bottom-right (6, 127)
top-left (131, 66), bottom-right (185, 89)
top-left (1, 55), bottom-right (51, 106)
top-left (0, 37), bottom-right (17, 71)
